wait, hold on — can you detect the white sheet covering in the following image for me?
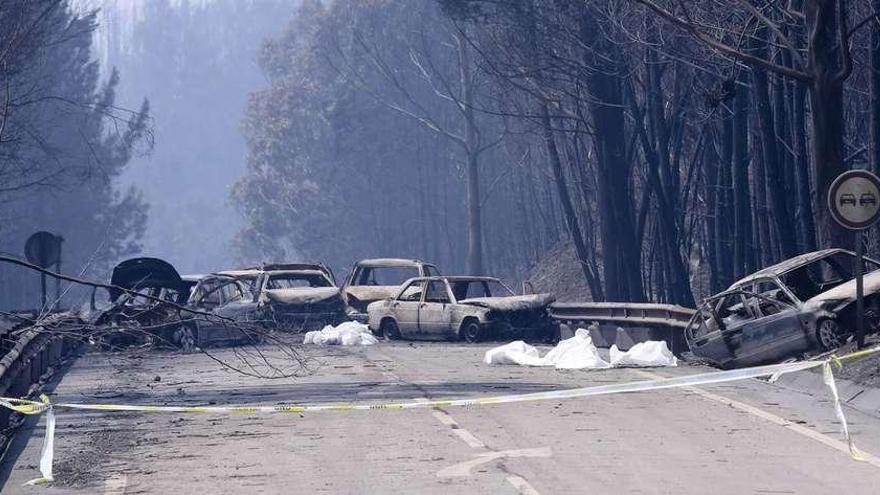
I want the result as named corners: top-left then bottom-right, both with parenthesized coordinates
top-left (303, 321), bottom-right (379, 346)
top-left (609, 340), bottom-right (678, 367)
top-left (484, 328), bottom-right (676, 369)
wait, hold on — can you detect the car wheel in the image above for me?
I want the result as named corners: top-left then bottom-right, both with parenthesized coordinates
top-left (461, 320), bottom-right (482, 343)
top-left (174, 324), bottom-right (197, 353)
top-left (816, 318), bottom-right (842, 351)
top-left (382, 319), bottom-right (400, 341)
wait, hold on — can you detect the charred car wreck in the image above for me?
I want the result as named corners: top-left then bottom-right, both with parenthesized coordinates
top-left (686, 249), bottom-right (880, 369)
top-left (367, 276), bottom-right (558, 342)
top-left (221, 264), bottom-right (346, 332)
top-left (342, 258), bottom-right (440, 322)
top-left (92, 257), bottom-right (194, 348)
top-left (93, 258), bottom-right (263, 350)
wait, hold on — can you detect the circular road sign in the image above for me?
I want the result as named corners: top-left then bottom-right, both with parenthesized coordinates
top-left (828, 170), bottom-right (880, 230)
top-left (24, 231), bottom-right (62, 268)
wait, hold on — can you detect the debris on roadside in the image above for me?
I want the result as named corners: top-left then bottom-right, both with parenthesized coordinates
top-left (484, 329), bottom-right (676, 369)
top-left (303, 321), bottom-right (379, 346)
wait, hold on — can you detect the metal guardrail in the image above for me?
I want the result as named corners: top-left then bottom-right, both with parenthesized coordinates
top-left (549, 302), bottom-right (695, 329)
top-left (549, 302), bottom-right (696, 354)
top-left (0, 314), bottom-right (76, 446)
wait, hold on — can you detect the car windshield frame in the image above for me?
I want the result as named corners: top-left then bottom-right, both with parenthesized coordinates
top-left (776, 251), bottom-right (880, 303)
top-left (264, 272), bottom-right (333, 290)
top-left (449, 279), bottom-right (514, 301)
top-left (352, 265), bottom-right (422, 287)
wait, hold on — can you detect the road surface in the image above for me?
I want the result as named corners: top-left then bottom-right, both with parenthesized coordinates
top-left (2, 340), bottom-right (880, 494)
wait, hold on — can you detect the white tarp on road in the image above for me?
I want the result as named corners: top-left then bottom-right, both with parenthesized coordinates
top-left (484, 329), bottom-right (676, 369)
top-left (303, 321), bottom-right (379, 346)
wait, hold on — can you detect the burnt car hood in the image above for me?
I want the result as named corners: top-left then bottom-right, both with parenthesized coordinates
top-left (459, 293), bottom-right (555, 311)
top-left (344, 285), bottom-right (399, 303)
top-left (264, 287), bottom-right (341, 305)
top-left (109, 257), bottom-right (184, 301)
top-left (806, 269), bottom-right (880, 306)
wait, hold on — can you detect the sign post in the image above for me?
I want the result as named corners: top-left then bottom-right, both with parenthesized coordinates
top-left (24, 231), bottom-right (63, 310)
top-left (828, 170), bottom-right (880, 348)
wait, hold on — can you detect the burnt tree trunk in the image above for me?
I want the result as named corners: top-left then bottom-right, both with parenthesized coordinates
top-left (732, 76), bottom-right (754, 277)
top-left (581, 12), bottom-right (645, 301)
top-left (751, 34), bottom-right (798, 258)
top-left (872, 0), bottom-right (880, 176)
top-left (806, 0), bottom-right (852, 249)
top-left (457, 31), bottom-right (484, 274)
top-left (542, 105), bottom-right (604, 299)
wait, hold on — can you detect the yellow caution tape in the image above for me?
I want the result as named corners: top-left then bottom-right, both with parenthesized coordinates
top-left (2, 345), bottom-right (878, 485)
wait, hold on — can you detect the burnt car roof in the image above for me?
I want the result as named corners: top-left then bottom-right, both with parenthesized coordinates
top-left (355, 258), bottom-right (433, 267)
top-left (219, 268), bottom-right (330, 277)
top-left (264, 269), bottom-right (331, 277)
top-left (216, 269), bottom-right (260, 277)
top-left (109, 257), bottom-right (186, 301)
top-left (408, 275), bottom-right (501, 283)
top-left (255, 263), bottom-right (330, 272)
top-left (729, 249), bottom-right (848, 288)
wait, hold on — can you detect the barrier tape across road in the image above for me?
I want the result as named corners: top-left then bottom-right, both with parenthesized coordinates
top-left (1, 346), bottom-right (879, 486)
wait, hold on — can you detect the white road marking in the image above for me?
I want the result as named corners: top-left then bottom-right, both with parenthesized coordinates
top-left (635, 370), bottom-right (880, 469)
top-left (436, 447), bottom-right (552, 477)
top-left (432, 410), bottom-right (486, 449)
top-left (396, 363), bottom-right (544, 491)
top-left (506, 474), bottom-right (542, 495)
top-left (104, 474), bottom-right (127, 495)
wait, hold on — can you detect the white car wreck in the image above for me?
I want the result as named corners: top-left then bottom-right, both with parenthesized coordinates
top-left (367, 276), bottom-right (558, 342)
top-left (341, 258), bottom-right (440, 322)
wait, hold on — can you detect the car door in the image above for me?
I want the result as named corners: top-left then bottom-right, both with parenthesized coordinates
top-left (734, 280), bottom-right (808, 366)
top-left (391, 280), bottom-right (423, 338)
top-left (418, 279), bottom-right (454, 339)
top-left (187, 277), bottom-right (224, 344)
top-left (210, 280), bottom-right (256, 345)
top-left (688, 292), bottom-right (751, 368)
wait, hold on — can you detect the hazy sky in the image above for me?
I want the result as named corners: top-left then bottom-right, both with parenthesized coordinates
top-left (81, 0), bottom-right (293, 274)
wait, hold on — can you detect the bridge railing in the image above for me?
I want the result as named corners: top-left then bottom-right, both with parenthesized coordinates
top-left (0, 314), bottom-right (76, 447)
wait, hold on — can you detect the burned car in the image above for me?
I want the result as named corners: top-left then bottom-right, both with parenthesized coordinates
top-left (92, 258), bottom-right (264, 351)
top-left (175, 274), bottom-right (266, 351)
top-left (686, 249), bottom-right (880, 369)
top-left (92, 257), bottom-right (194, 347)
top-left (222, 265), bottom-right (346, 331)
top-left (342, 258), bottom-right (440, 322)
top-left (367, 276), bottom-right (558, 342)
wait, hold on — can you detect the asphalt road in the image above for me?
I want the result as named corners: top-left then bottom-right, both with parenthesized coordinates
top-left (2, 340), bottom-right (880, 494)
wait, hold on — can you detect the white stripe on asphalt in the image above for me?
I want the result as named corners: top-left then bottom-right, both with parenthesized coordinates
top-left (436, 447), bottom-right (552, 477)
top-left (103, 474), bottom-right (127, 495)
top-left (634, 369), bottom-right (880, 469)
top-left (432, 410), bottom-right (486, 449)
top-left (506, 474), bottom-right (543, 495)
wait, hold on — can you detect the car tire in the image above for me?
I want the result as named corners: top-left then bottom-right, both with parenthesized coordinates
top-left (382, 319), bottom-right (400, 341)
top-left (816, 318), bottom-right (843, 351)
top-left (461, 320), bottom-right (482, 343)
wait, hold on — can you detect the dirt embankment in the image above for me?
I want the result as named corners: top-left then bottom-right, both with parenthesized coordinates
top-left (526, 242), bottom-right (592, 302)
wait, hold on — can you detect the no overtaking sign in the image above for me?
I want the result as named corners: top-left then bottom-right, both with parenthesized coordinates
top-left (828, 170), bottom-right (880, 230)
top-left (827, 169), bottom-right (880, 349)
